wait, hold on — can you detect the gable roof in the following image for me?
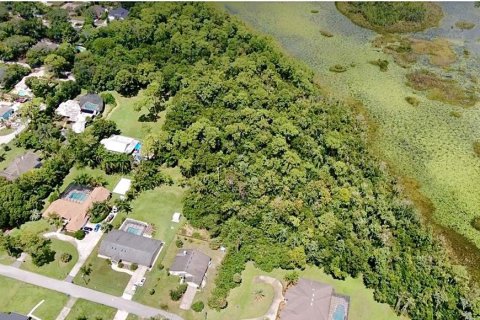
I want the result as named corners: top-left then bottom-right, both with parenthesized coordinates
top-left (0, 312), bottom-right (30, 320)
top-left (99, 230), bottom-right (163, 267)
top-left (280, 278), bottom-right (333, 320)
top-left (109, 7), bottom-right (129, 19)
top-left (101, 135), bottom-right (139, 154)
top-left (78, 93), bottom-right (104, 113)
top-left (43, 186), bottom-right (110, 231)
top-left (170, 249), bottom-right (211, 286)
top-left (0, 151), bottom-right (41, 181)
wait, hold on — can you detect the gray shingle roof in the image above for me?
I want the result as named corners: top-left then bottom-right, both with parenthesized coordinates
top-left (109, 7), bottom-right (129, 19)
top-left (0, 151), bottom-right (42, 181)
top-left (0, 312), bottom-right (30, 320)
top-left (170, 249), bottom-right (211, 287)
top-left (280, 278), bottom-right (334, 320)
top-left (99, 230), bottom-right (163, 267)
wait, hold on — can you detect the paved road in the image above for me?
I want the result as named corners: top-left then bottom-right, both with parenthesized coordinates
top-left (0, 264), bottom-right (183, 320)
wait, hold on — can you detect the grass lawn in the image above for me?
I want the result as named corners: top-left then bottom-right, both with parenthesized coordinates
top-left (0, 126), bottom-right (15, 135)
top-left (65, 299), bottom-right (117, 320)
top-left (0, 141), bottom-right (27, 171)
top-left (0, 247), bottom-right (15, 265)
top-left (60, 166), bottom-right (128, 193)
top-left (8, 219), bottom-right (53, 237)
top-left (0, 275), bottom-right (68, 319)
top-left (72, 245), bottom-right (130, 296)
top-left (207, 262), bottom-right (404, 320)
top-left (106, 91), bottom-right (165, 140)
top-left (21, 239), bottom-right (78, 280)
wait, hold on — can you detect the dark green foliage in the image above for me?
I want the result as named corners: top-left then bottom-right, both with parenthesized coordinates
top-left (472, 217), bottom-right (480, 231)
top-left (0, 35), bottom-right (35, 60)
top-left (91, 119), bottom-right (120, 140)
top-left (101, 92), bottom-right (116, 106)
top-left (60, 252), bottom-right (72, 263)
top-left (130, 161), bottom-right (169, 195)
top-left (88, 201), bottom-right (111, 223)
top-left (169, 283), bottom-right (188, 301)
top-left (405, 96), bottom-right (420, 107)
top-left (0, 64), bottom-right (30, 90)
top-left (1, 232), bottom-right (55, 266)
top-left (130, 263), bottom-right (138, 271)
top-left (191, 301), bottom-right (204, 312)
top-left (369, 59), bottom-right (389, 71)
top-left (346, 2), bottom-right (427, 27)
top-left (175, 239), bottom-right (183, 248)
top-left (74, 230), bottom-right (85, 240)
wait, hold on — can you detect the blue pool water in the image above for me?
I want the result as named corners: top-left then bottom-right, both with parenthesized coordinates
top-left (67, 191), bottom-right (88, 202)
top-left (332, 305), bottom-right (346, 320)
top-left (18, 89), bottom-right (27, 97)
top-left (126, 226), bottom-right (143, 235)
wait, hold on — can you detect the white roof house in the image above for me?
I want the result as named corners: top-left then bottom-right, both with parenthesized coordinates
top-left (113, 178), bottom-right (131, 195)
top-left (172, 212), bottom-right (181, 223)
top-left (56, 100), bottom-right (81, 122)
top-left (71, 113), bottom-right (87, 133)
top-left (101, 135), bottom-right (140, 154)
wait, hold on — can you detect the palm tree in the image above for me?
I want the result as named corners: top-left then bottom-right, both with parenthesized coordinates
top-left (254, 289), bottom-right (265, 301)
top-left (80, 263), bottom-right (92, 284)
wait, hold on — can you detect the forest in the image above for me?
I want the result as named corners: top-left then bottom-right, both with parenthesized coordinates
top-left (0, 2), bottom-right (477, 319)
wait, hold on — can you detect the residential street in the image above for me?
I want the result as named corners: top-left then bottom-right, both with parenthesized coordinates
top-left (0, 264), bottom-right (184, 320)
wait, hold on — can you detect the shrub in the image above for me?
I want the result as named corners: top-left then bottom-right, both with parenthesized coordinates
top-left (3, 145), bottom-right (10, 151)
top-left (175, 239), bottom-right (183, 248)
top-left (157, 263), bottom-right (165, 270)
top-left (209, 239), bottom-right (221, 250)
top-left (405, 96), bottom-right (420, 107)
top-left (233, 273), bottom-right (242, 284)
top-left (60, 252), bottom-right (72, 263)
top-left (310, 10), bottom-right (319, 13)
top-left (170, 284), bottom-right (188, 301)
top-left (450, 111), bottom-right (461, 118)
top-left (118, 261), bottom-right (124, 268)
top-left (329, 64), bottom-right (347, 73)
top-left (160, 303), bottom-right (168, 310)
top-left (473, 141), bottom-right (480, 157)
top-left (130, 263), bottom-right (138, 271)
top-left (101, 92), bottom-right (116, 106)
top-left (74, 230), bottom-right (86, 240)
top-left (471, 217), bottom-right (480, 231)
top-left (149, 288), bottom-right (156, 295)
top-left (192, 301), bottom-right (204, 312)
top-left (192, 231), bottom-right (202, 239)
top-left (369, 59), bottom-right (389, 71)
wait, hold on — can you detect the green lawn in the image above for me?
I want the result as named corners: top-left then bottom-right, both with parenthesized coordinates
top-left (106, 91), bottom-right (165, 140)
top-left (0, 275), bottom-right (68, 319)
top-left (65, 299), bottom-right (117, 320)
top-left (60, 166), bottom-right (128, 193)
top-left (8, 219), bottom-right (53, 237)
top-left (21, 239), bottom-right (78, 280)
top-left (0, 247), bottom-right (15, 265)
top-left (72, 245), bottom-right (131, 296)
top-left (207, 262), bottom-right (404, 320)
top-left (0, 142), bottom-right (27, 171)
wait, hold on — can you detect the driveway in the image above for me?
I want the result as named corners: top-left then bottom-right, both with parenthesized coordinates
top-left (179, 285), bottom-right (197, 310)
top-left (243, 276), bottom-right (284, 320)
top-left (44, 230), bottom-right (104, 281)
top-left (0, 264), bottom-right (183, 320)
top-left (0, 124), bottom-right (26, 145)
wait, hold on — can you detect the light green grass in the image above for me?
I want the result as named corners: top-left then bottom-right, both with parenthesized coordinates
top-left (9, 219), bottom-right (53, 237)
top-left (72, 246), bottom-right (131, 296)
top-left (0, 275), bottom-right (68, 319)
top-left (21, 239), bottom-right (78, 280)
top-left (60, 166), bottom-right (127, 192)
top-left (0, 247), bottom-right (15, 264)
top-left (65, 299), bottom-right (117, 320)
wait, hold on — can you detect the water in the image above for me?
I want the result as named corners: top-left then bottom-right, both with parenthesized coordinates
top-left (67, 191), bottom-right (88, 202)
top-left (126, 226), bottom-right (143, 236)
top-left (332, 304), bottom-right (346, 320)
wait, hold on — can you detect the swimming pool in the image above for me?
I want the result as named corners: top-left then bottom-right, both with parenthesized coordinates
top-left (332, 304), bottom-right (346, 320)
top-left (66, 191), bottom-right (88, 202)
top-left (126, 226), bottom-right (143, 236)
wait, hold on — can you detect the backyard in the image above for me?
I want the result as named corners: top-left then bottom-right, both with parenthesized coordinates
top-left (65, 299), bottom-right (117, 320)
top-left (0, 275), bottom-right (68, 319)
top-left (21, 238), bottom-right (78, 280)
top-left (0, 142), bottom-right (27, 171)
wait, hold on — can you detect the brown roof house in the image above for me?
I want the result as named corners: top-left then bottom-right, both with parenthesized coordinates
top-left (0, 151), bottom-right (42, 181)
top-left (43, 185), bottom-right (110, 232)
top-left (280, 278), bottom-right (350, 320)
top-left (169, 249), bottom-right (211, 288)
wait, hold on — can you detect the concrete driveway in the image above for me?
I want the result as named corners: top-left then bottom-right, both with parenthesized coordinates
top-left (0, 264), bottom-right (183, 320)
top-left (0, 124), bottom-right (26, 145)
top-left (44, 229), bottom-right (104, 281)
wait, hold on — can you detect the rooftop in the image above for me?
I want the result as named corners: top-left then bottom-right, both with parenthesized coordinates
top-left (0, 312), bottom-right (30, 320)
top-left (99, 230), bottom-right (163, 267)
top-left (170, 249), bottom-right (211, 287)
top-left (78, 93), bottom-right (104, 113)
top-left (0, 151), bottom-right (41, 181)
top-left (101, 135), bottom-right (140, 154)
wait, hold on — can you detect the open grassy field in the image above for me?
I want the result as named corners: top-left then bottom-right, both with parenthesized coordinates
top-left (21, 239), bottom-right (78, 280)
top-left (65, 299), bottom-right (117, 320)
top-left (220, 1), bottom-right (480, 281)
top-left (72, 245), bottom-right (131, 296)
top-left (0, 275), bottom-right (68, 319)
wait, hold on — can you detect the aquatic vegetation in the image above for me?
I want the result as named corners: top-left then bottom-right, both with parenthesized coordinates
top-left (406, 70), bottom-right (478, 107)
top-left (410, 38), bottom-right (456, 67)
top-left (329, 64), bottom-right (347, 73)
top-left (311, 9), bottom-right (319, 14)
top-left (336, 2), bottom-right (443, 33)
top-left (472, 217), bottom-right (480, 231)
top-left (450, 110), bottom-right (462, 118)
top-left (473, 141), bottom-right (480, 157)
top-left (405, 96), bottom-right (420, 106)
top-left (369, 59), bottom-right (389, 71)
top-left (455, 20), bottom-right (475, 30)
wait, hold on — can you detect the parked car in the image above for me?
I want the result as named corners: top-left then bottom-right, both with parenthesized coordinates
top-left (106, 214), bottom-right (114, 222)
top-left (94, 224), bottom-right (101, 232)
top-left (83, 226), bottom-right (93, 232)
top-left (137, 277), bottom-right (146, 287)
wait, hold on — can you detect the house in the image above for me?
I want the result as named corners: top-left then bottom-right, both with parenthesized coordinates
top-left (56, 100), bottom-right (81, 122)
top-left (108, 7), bottom-right (129, 21)
top-left (169, 249), bottom-right (211, 288)
top-left (280, 278), bottom-right (350, 320)
top-left (89, 5), bottom-right (106, 20)
top-left (78, 93), bottom-right (104, 116)
top-left (61, 2), bottom-right (84, 15)
top-left (0, 105), bottom-right (14, 120)
top-left (43, 185), bottom-right (110, 232)
top-left (0, 152), bottom-right (42, 181)
top-left (98, 229), bottom-right (163, 267)
top-left (0, 312), bottom-right (31, 320)
top-left (101, 135), bottom-right (140, 154)
top-left (31, 39), bottom-right (59, 52)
